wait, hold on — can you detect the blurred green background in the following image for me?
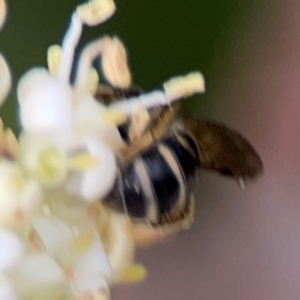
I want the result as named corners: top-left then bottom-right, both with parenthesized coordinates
top-left (1, 0), bottom-right (255, 133)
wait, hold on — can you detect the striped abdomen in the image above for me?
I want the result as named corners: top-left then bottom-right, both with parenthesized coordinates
top-left (102, 127), bottom-right (200, 227)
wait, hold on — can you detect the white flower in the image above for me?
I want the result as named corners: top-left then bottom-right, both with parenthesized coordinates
top-left (74, 95), bottom-right (116, 132)
top-left (19, 131), bottom-right (117, 201)
top-left (19, 133), bottom-right (69, 188)
top-left (0, 159), bottom-right (42, 228)
top-left (73, 95), bottom-right (126, 149)
top-left (66, 136), bottom-right (117, 202)
top-left (26, 213), bottom-right (114, 298)
top-left (17, 68), bottom-right (73, 133)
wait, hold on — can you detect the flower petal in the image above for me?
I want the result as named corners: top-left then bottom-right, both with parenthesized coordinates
top-left (30, 215), bottom-right (74, 258)
top-left (0, 275), bottom-right (17, 300)
top-left (17, 68), bottom-right (73, 133)
top-left (0, 229), bottom-right (23, 271)
top-left (71, 236), bottom-right (112, 294)
top-left (67, 137), bottom-right (117, 202)
top-left (8, 253), bottom-right (65, 295)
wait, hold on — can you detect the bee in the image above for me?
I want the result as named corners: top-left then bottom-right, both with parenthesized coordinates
top-left (95, 85), bottom-right (263, 233)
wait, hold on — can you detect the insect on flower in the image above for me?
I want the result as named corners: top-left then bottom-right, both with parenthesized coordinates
top-left (45, 0), bottom-right (263, 242)
top-left (95, 84), bottom-right (263, 244)
top-left (0, 0), bottom-right (264, 298)
top-left (88, 23), bottom-right (264, 241)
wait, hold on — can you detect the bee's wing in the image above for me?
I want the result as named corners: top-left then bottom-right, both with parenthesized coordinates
top-left (179, 116), bottom-right (263, 180)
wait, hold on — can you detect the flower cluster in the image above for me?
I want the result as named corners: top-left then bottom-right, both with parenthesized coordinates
top-left (0, 0), bottom-right (205, 299)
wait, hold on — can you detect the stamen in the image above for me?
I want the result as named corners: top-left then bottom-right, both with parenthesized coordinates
top-left (87, 67), bottom-right (99, 95)
top-left (108, 90), bottom-right (169, 114)
top-left (163, 71), bottom-right (205, 100)
top-left (47, 44), bottom-right (99, 95)
top-left (76, 0), bottom-right (116, 27)
top-left (58, 13), bottom-right (82, 83)
top-left (71, 232), bottom-right (94, 254)
top-left (35, 147), bottom-right (67, 185)
top-left (101, 37), bottom-right (131, 88)
top-left (74, 36), bottom-right (111, 100)
top-left (47, 44), bottom-right (61, 77)
top-left (108, 72), bottom-right (205, 115)
top-left (117, 263), bottom-right (147, 284)
top-left (59, 0), bottom-right (116, 85)
top-left (0, 54), bottom-right (11, 106)
top-left (0, 0), bottom-right (7, 30)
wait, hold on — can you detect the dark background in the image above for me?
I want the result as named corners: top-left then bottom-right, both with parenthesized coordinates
top-left (2, 1), bottom-right (300, 300)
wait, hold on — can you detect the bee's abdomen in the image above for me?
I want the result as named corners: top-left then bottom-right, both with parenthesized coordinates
top-left (103, 130), bottom-right (200, 226)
